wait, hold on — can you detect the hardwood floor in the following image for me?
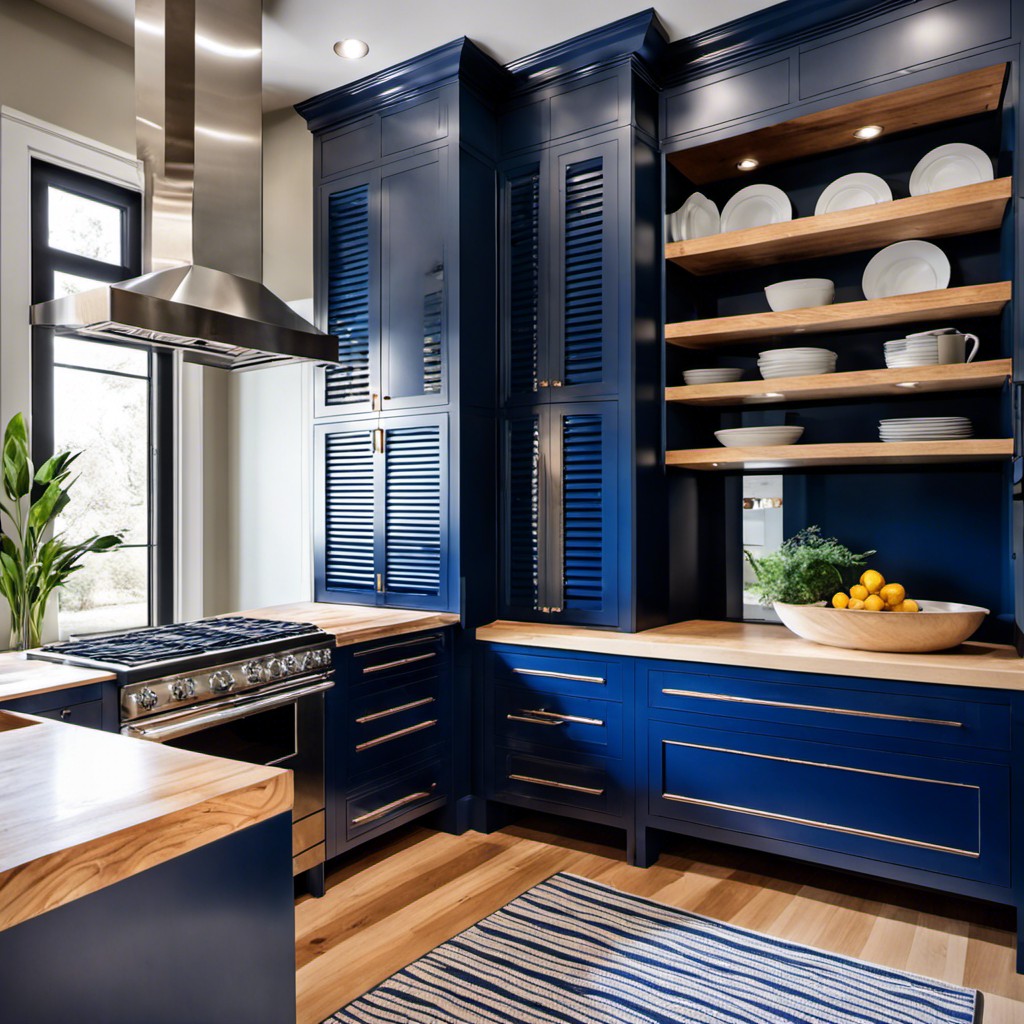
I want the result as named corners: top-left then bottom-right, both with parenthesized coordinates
top-left (295, 817), bottom-right (1023, 1024)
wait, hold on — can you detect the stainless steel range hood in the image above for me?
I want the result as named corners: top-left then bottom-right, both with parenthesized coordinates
top-left (31, 0), bottom-right (335, 371)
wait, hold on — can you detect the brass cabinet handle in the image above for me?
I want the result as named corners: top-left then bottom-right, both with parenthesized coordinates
top-left (508, 773), bottom-right (604, 796)
top-left (352, 784), bottom-right (437, 825)
top-left (356, 696), bottom-right (435, 724)
top-left (355, 719), bottom-right (438, 751)
top-left (660, 688), bottom-right (964, 728)
top-left (363, 651), bottom-right (437, 675)
top-left (512, 667), bottom-right (605, 684)
top-left (506, 709), bottom-right (604, 727)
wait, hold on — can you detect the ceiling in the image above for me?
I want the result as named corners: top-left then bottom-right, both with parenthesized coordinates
top-left (34, 0), bottom-right (783, 111)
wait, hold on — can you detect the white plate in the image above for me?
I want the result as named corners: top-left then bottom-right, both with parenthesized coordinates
top-left (683, 368), bottom-right (743, 385)
top-left (758, 359), bottom-right (836, 370)
top-left (880, 417), bottom-right (970, 424)
top-left (720, 184), bottom-right (792, 233)
top-left (715, 426), bottom-right (804, 447)
top-left (862, 240), bottom-right (950, 300)
top-left (760, 366), bottom-right (836, 379)
top-left (881, 435), bottom-right (973, 442)
top-left (815, 173), bottom-right (892, 215)
top-left (676, 192), bottom-right (720, 241)
top-left (758, 347), bottom-right (836, 357)
top-left (910, 143), bottom-right (993, 196)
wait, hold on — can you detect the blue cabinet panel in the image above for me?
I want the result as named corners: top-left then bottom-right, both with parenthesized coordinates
top-left (321, 118), bottom-right (380, 178)
top-left (646, 663), bottom-right (1013, 753)
top-left (381, 94), bottom-right (449, 156)
top-left (500, 409), bottom-right (542, 614)
top-left (799, 0), bottom-right (1012, 100)
top-left (550, 75), bottom-right (621, 141)
top-left (647, 718), bottom-right (1010, 887)
top-left (345, 758), bottom-right (447, 843)
top-left (501, 99), bottom-right (549, 155)
top-left (493, 684), bottom-right (623, 758)
top-left (663, 60), bottom-right (790, 140)
top-left (486, 646), bottom-right (623, 701)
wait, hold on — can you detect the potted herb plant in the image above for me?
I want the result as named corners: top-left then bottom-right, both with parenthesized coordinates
top-left (0, 413), bottom-right (122, 650)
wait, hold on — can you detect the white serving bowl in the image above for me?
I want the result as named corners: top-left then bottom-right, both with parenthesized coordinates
top-left (774, 600), bottom-right (988, 653)
top-left (764, 278), bottom-right (835, 312)
top-left (714, 426), bottom-right (804, 447)
top-left (683, 368), bottom-right (744, 385)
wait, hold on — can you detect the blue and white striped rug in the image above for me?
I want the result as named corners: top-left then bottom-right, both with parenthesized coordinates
top-left (323, 872), bottom-right (979, 1024)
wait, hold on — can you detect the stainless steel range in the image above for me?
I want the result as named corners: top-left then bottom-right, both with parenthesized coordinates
top-left (30, 616), bottom-right (335, 893)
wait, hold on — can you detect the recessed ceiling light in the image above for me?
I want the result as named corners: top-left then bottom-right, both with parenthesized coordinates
top-left (853, 124), bottom-right (884, 140)
top-left (736, 157), bottom-right (759, 171)
top-left (334, 38), bottom-right (369, 59)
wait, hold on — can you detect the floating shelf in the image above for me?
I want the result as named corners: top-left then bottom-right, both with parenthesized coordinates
top-left (665, 282), bottom-right (1011, 348)
top-left (666, 439), bottom-right (1013, 471)
top-left (665, 180), bottom-right (1011, 276)
top-left (667, 64), bottom-right (1007, 184)
top-left (665, 359), bottom-right (1011, 407)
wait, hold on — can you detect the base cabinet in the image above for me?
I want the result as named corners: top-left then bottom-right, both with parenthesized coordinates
top-left (326, 628), bottom-right (453, 860)
top-left (0, 682), bottom-right (116, 731)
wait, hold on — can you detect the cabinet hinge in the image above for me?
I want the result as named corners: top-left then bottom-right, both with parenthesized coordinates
top-left (373, 428), bottom-right (385, 453)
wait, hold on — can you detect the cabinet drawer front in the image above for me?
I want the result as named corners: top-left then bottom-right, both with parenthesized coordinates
top-left (492, 748), bottom-right (622, 818)
top-left (346, 761), bottom-right (445, 841)
top-left (647, 666), bottom-right (1011, 753)
top-left (34, 699), bottom-right (103, 730)
top-left (486, 648), bottom-right (621, 701)
top-left (492, 685), bottom-right (621, 758)
top-left (350, 676), bottom-right (442, 764)
top-left (648, 722), bottom-right (1009, 887)
top-left (351, 632), bottom-right (447, 685)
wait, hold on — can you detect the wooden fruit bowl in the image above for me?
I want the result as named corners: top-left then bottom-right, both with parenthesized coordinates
top-left (773, 600), bottom-right (989, 653)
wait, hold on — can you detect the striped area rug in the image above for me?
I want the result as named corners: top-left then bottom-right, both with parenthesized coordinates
top-left (323, 872), bottom-right (979, 1024)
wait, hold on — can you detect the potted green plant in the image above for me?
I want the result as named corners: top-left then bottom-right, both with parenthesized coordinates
top-left (0, 413), bottom-right (122, 650)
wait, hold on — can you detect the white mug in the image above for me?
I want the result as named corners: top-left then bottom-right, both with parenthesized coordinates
top-left (906, 328), bottom-right (979, 364)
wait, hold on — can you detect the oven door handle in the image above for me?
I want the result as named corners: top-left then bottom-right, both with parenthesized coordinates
top-left (122, 679), bottom-right (335, 742)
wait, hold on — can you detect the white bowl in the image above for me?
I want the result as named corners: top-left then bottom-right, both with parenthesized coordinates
top-left (774, 600), bottom-right (988, 653)
top-left (714, 426), bottom-right (804, 447)
top-left (764, 278), bottom-right (835, 312)
top-left (683, 368), bottom-right (744, 385)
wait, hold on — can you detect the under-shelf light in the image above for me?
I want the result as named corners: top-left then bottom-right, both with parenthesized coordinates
top-left (853, 124), bottom-right (884, 140)
top-left (736, 157), bottom-right (759, 171)
top-left (896, 381), bottom-right (921, 388)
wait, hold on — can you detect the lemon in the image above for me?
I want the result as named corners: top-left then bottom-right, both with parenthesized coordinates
top-left (832, 592), bottom-right (850, 609)
top-left (860, 569), bottom-right (885, 594)
top-left (849, 584), bottom-right (868, 602)
top-left (879, 583), bottom-right (905, 607)
top-left (864, 594), bottom-right (886, 611)
top-left (848, 598), bottom-right (866, 610)
top-left (894, 599), bottom-right (920, 613)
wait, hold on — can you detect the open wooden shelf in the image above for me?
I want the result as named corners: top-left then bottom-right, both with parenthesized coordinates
top-left (666, 179), bottom-right (1011, 276)
top-left (666, 439), bottom-right (1013, 471)
top-left (665, 282), bottom-right (1011, 348)
top-left (666, 359), bottom-right (1011, 407)
top-left (667, 64), bottom-right (1007, 184)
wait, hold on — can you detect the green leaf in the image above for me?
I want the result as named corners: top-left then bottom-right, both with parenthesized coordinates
top-left (27, 480), bottom-right (66, 532)
top-left (2, 414), bottom-right (32, 501)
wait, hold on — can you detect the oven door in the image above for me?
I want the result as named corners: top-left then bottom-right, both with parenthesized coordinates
top-left (123, 674), bottom-right (333, 824)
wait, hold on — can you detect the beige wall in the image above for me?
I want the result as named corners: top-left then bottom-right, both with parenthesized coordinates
top-left (0, 0), bottom-right (135, 151)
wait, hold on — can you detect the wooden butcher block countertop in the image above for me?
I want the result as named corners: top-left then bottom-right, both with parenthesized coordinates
top-left (0, 713), bottom-right (292, 932)
top-left (0, 651), bottom-right (114, 703)
top-left (243, 602), bottom-right (459, 647)
top-left (476, 618), bottom-right (1024, 691)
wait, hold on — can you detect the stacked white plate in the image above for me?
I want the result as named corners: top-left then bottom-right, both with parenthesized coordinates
top-left (715, 426), bottom-right (804, 448)
top-left (878, 417), bottom-right (973, 442)
top-left (757, 347), bottom-right (838, 379)
top-left (884, 337), bottom-right (939, 368)
top-left (683, 367), bottom-right (744, 385)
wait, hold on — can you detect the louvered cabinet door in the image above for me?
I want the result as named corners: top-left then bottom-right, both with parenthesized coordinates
top-left (315, 422), bottom-right (381, 605)
top-left (546, 402), bottom-right (620, 627)
top-left (316, 171), bottom-right (381, 417)
top-left (381, 414), bottom-right (450, 610)
top-left (551, 138), bottom-right (621, 400)
top-left (500, 154), bottom-right (549, 406)
top-left (380, 152), bottom-right (449, 411)
top-left (499, 408), bottom-right (545, 618)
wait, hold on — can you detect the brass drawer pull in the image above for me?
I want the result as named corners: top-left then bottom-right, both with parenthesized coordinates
top-left (508, 773), bottom-right (604, 796)
top-left (660, 688), bottom-right (963, 728)
top-left (661, 792), bottom-right (979, 858)
top-left (356, 696), bottom-right (435, 724)
top-left (512, 667), bottom-right (605, 685)
top-left (352, 783), bottom-right (437, 825)
top-left (506, 709), bottom-right (604, 727)
top-left (355, 719), bottom-right (437, 751)
top-left (363, 651), bottom-right (437, 675)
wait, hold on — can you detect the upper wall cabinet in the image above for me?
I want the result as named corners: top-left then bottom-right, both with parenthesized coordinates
top-left (502, 134), bottom-right (622, 404)
top-left (318, 150), bottom-right (448, 417)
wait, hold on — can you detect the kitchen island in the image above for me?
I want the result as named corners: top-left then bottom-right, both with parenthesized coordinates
top-left (0, 708), bottom-right (296, 1024)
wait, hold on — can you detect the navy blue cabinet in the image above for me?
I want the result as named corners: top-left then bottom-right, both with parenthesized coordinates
top-left (0, 682), bottom-right (116, 731)
top-left (315, 413), bottom-right (449, 609)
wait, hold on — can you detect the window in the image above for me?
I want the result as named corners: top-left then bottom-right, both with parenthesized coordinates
top-left (30, 161), bottom-right (172, 636)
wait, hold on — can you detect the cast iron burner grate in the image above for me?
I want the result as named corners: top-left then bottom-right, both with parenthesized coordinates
top-left (39, 616), bottom-right (323, 667)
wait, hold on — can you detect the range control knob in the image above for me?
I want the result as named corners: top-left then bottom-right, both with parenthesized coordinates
top-left (319, 649), bottom-right (333, 667)
top-left (283, 654), bottom-right (298, 673)
top-left (301, 650), bottom-right (316, 671)
top-left (241, 661), bottom-right (262, 683)
top-left (210, 670), bottom-right (235, 692)
top-left (133, 687), bottom-right (159, 711)
top-left (170, 677), bottom-right (197, 702)
top-left (266, 658), bottom-right (285, 679)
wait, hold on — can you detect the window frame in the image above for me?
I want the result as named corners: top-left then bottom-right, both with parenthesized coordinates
top-left (29, 159), bottom-right (174, 632)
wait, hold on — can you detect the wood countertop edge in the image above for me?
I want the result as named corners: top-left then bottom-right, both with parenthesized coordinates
top-left (0, 653), bottom-right (116, 703)
top-left (474, 621), bottom-right (1024, 691)
top-left (326, 613), bottom-right (461, 647)
top-left (0, 764), bottom-right (292, 933)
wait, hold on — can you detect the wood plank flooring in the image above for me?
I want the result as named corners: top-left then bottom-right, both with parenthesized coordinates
top-left (296, 817), bottom-right (1022, 1024)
